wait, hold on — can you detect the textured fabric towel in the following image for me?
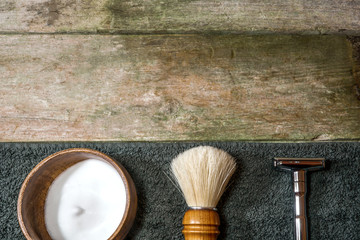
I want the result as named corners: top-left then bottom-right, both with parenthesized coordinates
top-left (1, 142), bottom-right (359, 239)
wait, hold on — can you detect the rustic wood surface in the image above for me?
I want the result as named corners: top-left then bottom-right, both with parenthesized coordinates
top-left (0, 34), bottom-right (359, 141)
top-left (0, 0), bottom-right (359, 34)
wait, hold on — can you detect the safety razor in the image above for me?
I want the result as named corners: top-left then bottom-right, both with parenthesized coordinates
top-left (274, 158), bottom-right (325, 240)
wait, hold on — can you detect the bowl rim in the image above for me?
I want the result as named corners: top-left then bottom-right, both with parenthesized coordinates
top-left (17, 147), bottom-right (137, 240)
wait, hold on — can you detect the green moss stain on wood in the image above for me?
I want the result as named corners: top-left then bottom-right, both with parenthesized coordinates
top-left (0, 35), bottom-right (359, 141)
top-left (0, 0), bottom-right (359, 34)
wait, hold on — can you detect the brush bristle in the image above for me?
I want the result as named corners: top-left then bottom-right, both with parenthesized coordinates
top-left (171, 146), bottom-right (236, 208)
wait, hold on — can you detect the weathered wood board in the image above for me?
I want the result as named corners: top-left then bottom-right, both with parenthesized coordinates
top-left (0, 35), bottom-right (359, 141)
top-left (0, 0), bottom-right (359, 34)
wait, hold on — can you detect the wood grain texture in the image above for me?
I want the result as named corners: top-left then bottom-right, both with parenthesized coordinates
top-left (349, 36), bottom-right (360, 101)
top-left (182, 209), bottom-right (220, 240)
top-left (0, 0), bottom-right (359, 34)
top-left (0, 34), bottom-right (359, 141)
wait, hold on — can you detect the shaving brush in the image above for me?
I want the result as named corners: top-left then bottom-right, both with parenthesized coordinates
top-left (171, 146), bottom-right (236, 240)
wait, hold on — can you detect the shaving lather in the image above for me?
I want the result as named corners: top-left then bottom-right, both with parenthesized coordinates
top-left (274, 158), bottom-right (325, 240)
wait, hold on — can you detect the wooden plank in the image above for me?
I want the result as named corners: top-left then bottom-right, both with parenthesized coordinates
top-left (0, 34), bottom-right (359, 141)
top-left (349, 36), bottom-right (360, 102)
top-left (0, 0), bottom-right (359, 34)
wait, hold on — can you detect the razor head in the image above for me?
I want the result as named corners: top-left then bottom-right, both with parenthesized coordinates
top-left (274, 158), bottom-right (325, 172)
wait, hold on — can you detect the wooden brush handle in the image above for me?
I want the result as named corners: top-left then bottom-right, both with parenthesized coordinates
top-left (182, 208), bottom-right (220, 240)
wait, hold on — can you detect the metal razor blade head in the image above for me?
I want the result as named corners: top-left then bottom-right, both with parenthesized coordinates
top-left (274, 158), bottom-right (325, 172)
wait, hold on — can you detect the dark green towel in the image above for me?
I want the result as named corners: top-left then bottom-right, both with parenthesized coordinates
top-left (1, 142), bottom-right (359, 239)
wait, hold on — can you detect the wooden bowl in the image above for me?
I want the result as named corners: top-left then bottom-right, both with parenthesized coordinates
top-left (17, 148), bottom-right (137, 240)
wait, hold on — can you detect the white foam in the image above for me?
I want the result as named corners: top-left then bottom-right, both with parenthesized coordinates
top-left (45, 159), bottom-right (126, 240)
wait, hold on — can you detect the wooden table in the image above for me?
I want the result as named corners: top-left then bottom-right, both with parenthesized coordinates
top-left (1, 0), bottom-right (359, 142)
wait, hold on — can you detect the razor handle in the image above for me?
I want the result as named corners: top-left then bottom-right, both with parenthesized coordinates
top-left (293, 170), bottom-right (307, 240)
